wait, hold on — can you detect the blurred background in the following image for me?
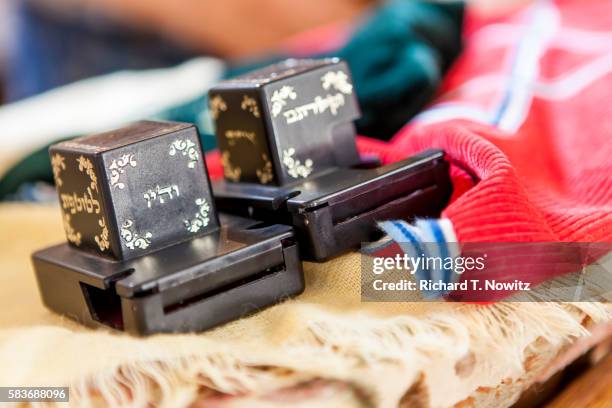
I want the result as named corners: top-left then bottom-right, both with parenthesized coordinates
top-left (0, 0), bottom-right (540, 202)
top-left (1, 0), bottom-right (375, 102)
top-left (0, 0), bottom-right (532, 104)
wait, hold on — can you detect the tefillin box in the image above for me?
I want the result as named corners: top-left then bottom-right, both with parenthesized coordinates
top-left (211, 59), bottom-right (453, 261)
top-left (48, 121), bottom-right (219, 260)
top-left (32, 121), bottom-right (304, 334)
top-left (210, 58), bottom-right (361, 185)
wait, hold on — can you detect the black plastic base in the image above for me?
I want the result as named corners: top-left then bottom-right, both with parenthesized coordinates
top-left (213, 149), bottom-right (453, 261)
top-left (32, 214), bottom-right (304, 334)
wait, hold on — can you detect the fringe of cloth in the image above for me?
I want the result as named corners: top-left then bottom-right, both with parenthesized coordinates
top-left (50, 302), bottom-right (609, 407)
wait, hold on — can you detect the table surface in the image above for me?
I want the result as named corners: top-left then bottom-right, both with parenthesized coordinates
top-left (547, 354), bottom-right (612, 408)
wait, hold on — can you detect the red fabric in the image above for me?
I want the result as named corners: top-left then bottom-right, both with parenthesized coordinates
top-left (208, 0), bottom-right (612, 244)
top-left (358, 0), bottom-right (612, 243)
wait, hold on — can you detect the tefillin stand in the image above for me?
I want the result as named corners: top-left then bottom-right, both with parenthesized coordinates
top-left (211, 58), bottom-right (453, 261)
top-left (32, 121), bottom-right (304, 334)
top-left (31, 58), bottom-right (453, 335)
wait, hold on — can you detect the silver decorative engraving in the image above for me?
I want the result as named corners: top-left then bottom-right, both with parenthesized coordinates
top-left (321, 70), bottom-right (353, 94)
top-left (283, 148), bottom-right (313, 179)
top-left (169, 139), bottom-right (199, 169)
top-left (120, 220), bottom-right (152, 250)
top-left (143, 185), bottom-right (180, 208)
top-left (271, 86), bottom-right (297, 117)
top-left (109, 154), bottom-right (137, 190)
top-left (184, 198), bottom-right (211, 233)
top-left (271, 73), bottom-right (352, 124)
top-left (283, 94), bottom-right (345, 124)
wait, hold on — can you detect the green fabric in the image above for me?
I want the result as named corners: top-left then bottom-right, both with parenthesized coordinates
top-left (0, 141), bottom-right (62, 200)
top-left (226, 0), bottom-right (464, 139)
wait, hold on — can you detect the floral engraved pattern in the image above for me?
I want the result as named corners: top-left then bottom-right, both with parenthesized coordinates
top-left (271, 86), bottom-right (297, 117)
top-left (256, 154), bottom-right (274, 184)
top-left (221, 151), bottom-right (241, 182)
top-left (51, 154), bottom-right (66, 187)
top-left (63, 213), bottom-right (82, 246)
top-left (94, 218), bottom-right (110, 251)
top-left (241, 95), bottom-right (260, 118)
top-left (120, 220), bottom-right (152, 250)
top-left (74, 155), bottom-right (109, 252)
top-left (109, 154), bottom-right (137, 190)
top-left (283, 148), bottom-right (313, 179)
top-left (321, 70), bottom-right (353, 95)
top-left (77, 156), bottom-right (99, 192)
top-left (169, 139), bottom-right (199, 169)
top-left (184, 198), bottom-right (211, 233)
top-left (209, 95), bottom-right (227, 120)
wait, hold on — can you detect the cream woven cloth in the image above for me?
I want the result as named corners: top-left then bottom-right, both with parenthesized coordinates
top-left (0, 203), bottom-right (609, 407)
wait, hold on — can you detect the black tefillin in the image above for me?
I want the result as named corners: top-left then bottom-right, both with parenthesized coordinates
top-left (31, 58), bottom-right (452, 334)
top-left (32, 121), bottom-right (304, 334)
top-left (211, 58), bottom-right (452, 261)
